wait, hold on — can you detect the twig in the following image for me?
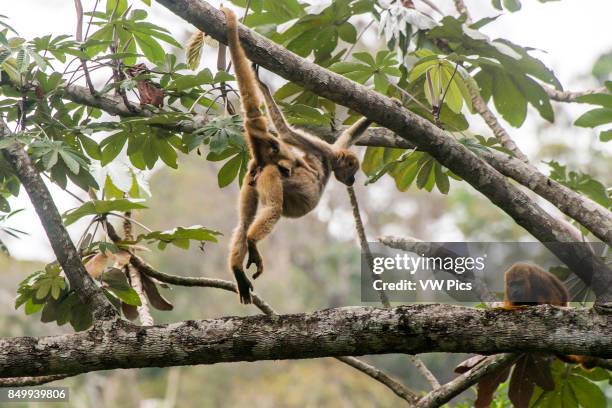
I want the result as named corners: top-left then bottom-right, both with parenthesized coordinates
top-left (545, 86), bottom-right (608, 103)
top-left (409, 355), bottom-right (440, 389)
top-left (416, 354), bottom-right (518, 408)
top-left (337, 356), bottom-right (418, 404)
top-left (452, 0), bottom-right (471, 23)
top-left (468, 84), bottom-right (528, 162)
top-left (342, 20), bottom-right (374, 62)
top-left (347, 186), bottom-right (391, 308)
top-left (74, 0), bottom-right (96, 96)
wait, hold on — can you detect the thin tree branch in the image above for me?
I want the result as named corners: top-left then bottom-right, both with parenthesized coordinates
top-left (468, 85), bottom-right (529, 162)
top-left (347, 186), bottom-right (391, 308)
top-left (123, 212), bottom-right (154, 326)
top-left (453, 0), bottom-right (471, 23)
top-left (545, 86), bottom-right (608, 103)
top-left (416, 354), bottom-right (519, 408)
top-left (409, 355), bottom-right (440, 389)
top-left (0, 121), bottom-right (115, 320)
top-left (73, 0), bottom-right (96, 95)
top-left (337, 356), bottom-right (418, 404)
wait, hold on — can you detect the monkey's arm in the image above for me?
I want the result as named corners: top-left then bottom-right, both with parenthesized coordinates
top-left (333, 117), bottom-right (372, 149)
top-left (246, 165), bottom-right (283, 279)
top-left (258, 80), bottom-right (335, 156)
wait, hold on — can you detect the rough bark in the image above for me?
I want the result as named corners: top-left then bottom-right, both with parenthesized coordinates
top-left (0, 122), bottom-right (115, 319)
top-left (0, 305), bottom-right (609, 378)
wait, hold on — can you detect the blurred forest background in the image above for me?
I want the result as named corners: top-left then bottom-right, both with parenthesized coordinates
top-left (0, 0), bottom-right (610, 406)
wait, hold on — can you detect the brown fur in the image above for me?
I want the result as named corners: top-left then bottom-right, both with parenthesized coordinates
top-left (503, 263), bottom-right (598, 369)
top-left (503, 262), bottom-right (569, 308)
top-left (222, 8), bottom-right (372, 304)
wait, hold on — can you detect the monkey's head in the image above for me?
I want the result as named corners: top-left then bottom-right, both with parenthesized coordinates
top-left (332, 149), bottom-right (359, 186)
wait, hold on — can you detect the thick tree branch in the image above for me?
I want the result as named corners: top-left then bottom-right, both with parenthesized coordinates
top-left (154, 0), bottom-right (612, 304)
top-left (479, 149), bottom-right (612, 244)
top-left (0, 121), bottom-right (115, 320)
top-left (0, 304), bottom-right (609, 378)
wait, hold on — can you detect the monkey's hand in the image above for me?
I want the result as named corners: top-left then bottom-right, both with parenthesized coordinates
top-left (232, 267), bottom-right (253, 304)
top-left (246, 239), bottom-right (264, 279)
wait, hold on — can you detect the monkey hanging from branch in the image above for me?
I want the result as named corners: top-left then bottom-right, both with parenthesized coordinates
top-left (221, 7), bottom-right (372, 303)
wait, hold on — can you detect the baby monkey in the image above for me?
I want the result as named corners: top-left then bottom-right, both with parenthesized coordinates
top-left (221, 7), bottom-right (372, 303)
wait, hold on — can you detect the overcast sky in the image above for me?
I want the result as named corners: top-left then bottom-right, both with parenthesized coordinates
top-left (1, 0), bottom-right (611, 261)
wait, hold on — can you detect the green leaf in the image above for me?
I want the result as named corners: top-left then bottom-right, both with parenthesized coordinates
top-left (337, 22), bottom-right (357, 43)
top-left (568, 374), bottom-right (606, 408)
top-left (503, 0), bottom-right (522, 12)
top-left (434, 162), bottom-right (450, 194)
top-left (135, 225), bottom-right (222, 250)
top-left (600, 129), bottom-right (612, 142)
top-left (493, 71), bottom-right (527, 127)
top-left (153, 136), bottom-right (177, 169)
top-left (59, 150), bottom-right (80, 174)
top-left (574, 108), bottom-right (612, 128)
top-left (416, 159), bottom-right (434, 189)
top-left (218, 154), bottom-right (242, 187)
top-left (575, 93), bottom-right (612, 108)
top-left (63, 199), bottom-right (148, 226)
top-left (100, 131), bottom-right (128, 165)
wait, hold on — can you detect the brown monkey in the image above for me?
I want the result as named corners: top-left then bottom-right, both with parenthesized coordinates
top-left (503, 263), bottom-right (598, 369)
top-left (503, 262), bottom-right (569, 308)
top-left (222, 8), bottom-right (372, 303)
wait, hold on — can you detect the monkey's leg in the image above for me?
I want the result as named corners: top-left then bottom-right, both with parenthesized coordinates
top-left (230, 161), bottom-right (260, 304)
top-left (246, 165), bottom-right (283, 279)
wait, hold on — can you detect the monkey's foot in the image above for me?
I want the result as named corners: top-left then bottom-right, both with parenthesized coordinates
top-left (232, 267), bottom-right (253, 304)
top-left (246, 240), bottom-right (264, 279)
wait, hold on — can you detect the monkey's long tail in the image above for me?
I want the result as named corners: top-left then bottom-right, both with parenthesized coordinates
top-left (221, 7), bottom-right (262, 120)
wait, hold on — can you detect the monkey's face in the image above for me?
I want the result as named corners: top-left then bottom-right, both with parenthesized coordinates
top-left (506, 276), bottom-right (531, 305)
top-left (333, 150), bottom-right (359, 186)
